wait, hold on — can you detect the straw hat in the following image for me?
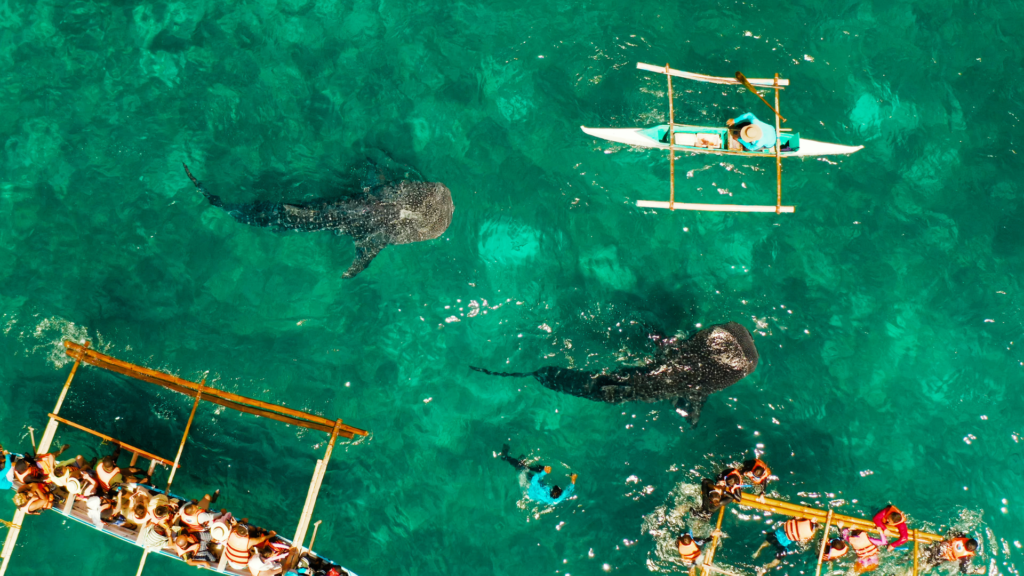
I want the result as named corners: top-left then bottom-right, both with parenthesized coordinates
top-left (741, 124), bottom-right (762, 142)
top-left (210, 520), bottom-right (230, 543)
top-left (67, 477), bottom-right (82, 494)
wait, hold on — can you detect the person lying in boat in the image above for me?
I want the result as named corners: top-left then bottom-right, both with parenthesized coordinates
top-left (726, 113), bottom-right (777, 152)
top-left (753, 517), bottom-right (818, 575)
top-left (871, 504), bottom-right (909, 548)
top-left (12, 482), bottom-right (54, 515)
top-left (498, 444), bottom-right (577, 505)
top-left (920, 536), bottom-right (985, 574)
top-left (171, 527), bottom-right (218, 568)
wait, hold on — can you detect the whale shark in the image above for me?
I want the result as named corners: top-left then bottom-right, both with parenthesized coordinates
top-left (183, 160), bottom-right (453, 278)
top-left (472, 322), bottom-right (759, 426)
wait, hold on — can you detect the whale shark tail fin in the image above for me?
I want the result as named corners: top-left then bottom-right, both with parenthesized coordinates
top-left (470, 366), bottom-right (534, 378)
top-left (674, 395), bottom-right (707, 428)
top-left (183, 163), bottom-right (224, 208)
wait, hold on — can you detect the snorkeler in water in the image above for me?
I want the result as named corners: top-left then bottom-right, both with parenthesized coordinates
top-left (498, 444), bottom-right (577, 505)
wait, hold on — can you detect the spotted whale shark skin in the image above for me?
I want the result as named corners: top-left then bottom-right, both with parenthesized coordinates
top-left (472, 321), bottom-right (759, 427)
top-left (183, 163), bottom-right (454, 279)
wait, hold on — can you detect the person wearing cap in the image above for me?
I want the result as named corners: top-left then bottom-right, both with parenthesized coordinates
top-left (921, 536), bottom-right (985, 574)
top-left (726, 113), bottom-right (777, 152)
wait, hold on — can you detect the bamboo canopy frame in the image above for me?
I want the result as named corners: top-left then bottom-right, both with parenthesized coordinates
top-left (637, 63), bottom-right (796, 214)
top-left (0, 341), bottom-right (368, 576)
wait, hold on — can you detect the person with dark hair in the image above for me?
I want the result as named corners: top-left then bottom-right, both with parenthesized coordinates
top-left (753, 517), bottom-right (818, 574)
top-left (872, 504), bottom-right (909, 548)
top-left (498, 444), bottom-right (577, 506)
top-left (740, 458), bottom-right (772, 498)
top-left (677, 531), bottom-right (721, 576)
top-left (13, 482), bottom-right (53, 515)
top-left (922, 536), bottom-right (985, 574)
top-left (224, 523), bottom-right (277, 571)
top-left (717, 468), bottom-right (745, 502)
top-left (821, 538), bottom-right (849, 562)
top-left (172, 529), bottom-right (217, 568)
top-left (691, 478), bottom-right (734, 519)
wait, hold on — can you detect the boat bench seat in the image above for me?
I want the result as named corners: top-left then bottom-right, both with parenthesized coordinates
top-left (674, 132), bottom-right (722, 149)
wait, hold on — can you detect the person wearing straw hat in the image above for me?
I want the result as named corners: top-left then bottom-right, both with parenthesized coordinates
top-left (726, 113), bottom-right (777, 152)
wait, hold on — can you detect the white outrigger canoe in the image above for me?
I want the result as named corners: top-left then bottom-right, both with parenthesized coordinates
top-left (583, 62), bottom-right (864, 213)
top-left (580, 125), bottom-right (864, 157)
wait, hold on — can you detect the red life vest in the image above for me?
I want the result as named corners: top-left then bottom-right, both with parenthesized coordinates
top-left (784, 519), bottom-right (815, 543)
top-left (96, 465), bottom-right (120, 490)
top-left (678, 540), bottom-right (701, 563)
top-left (849, 532), bottom-right (879, 560)
top-left (943, 539), bottom-right (975, 562)
top-left (745, 459), bottom-right (771, 485)
top-left (224, 531), bottom-right (252, 566)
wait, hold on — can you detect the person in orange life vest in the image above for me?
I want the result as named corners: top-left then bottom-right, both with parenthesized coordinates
top-left (12, 444), bottom-right (71, 484)
top-left (753, 517), bottom-right (818, 574)
top-left (820, 538), bottom-right (849, 562)
top-left (841, 526), bottom-right (884, 574)
top-left (677, 531), bottom-right (722, 576)
top-left (921, 537), bottom-right (985, 575)
top-left (12, 482), bottom-right (54, 515)
top-left (224, 523), bottom-right (277, 571)
top-left (176, 490), bottom-right (222, 533)
top-left (740, 459), bottom-right (771, 501)
top-left (172, 528), bottom-right (218, 568)
top-left (872, 504), bottom-right (909, 548)
top-left (717, 468), bottom-right (745, 502)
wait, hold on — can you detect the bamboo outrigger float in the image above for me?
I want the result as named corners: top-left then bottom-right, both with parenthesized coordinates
top-left (693, 493), bottom-right (943, 576)
top-left (581, 62), bottom-right (863, 214)
top-left (0, 341), bottom-right (367, 576)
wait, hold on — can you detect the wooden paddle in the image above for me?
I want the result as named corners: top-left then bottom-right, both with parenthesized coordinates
top-left (735, 72), bottom-right (786, 123)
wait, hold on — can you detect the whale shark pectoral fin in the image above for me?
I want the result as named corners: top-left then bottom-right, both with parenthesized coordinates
top-left (674, 396), bottom-right (705, 428)
top-left (343, 235), bottom-right (388, 279)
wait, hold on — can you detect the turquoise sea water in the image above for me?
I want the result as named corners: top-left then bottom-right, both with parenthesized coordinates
top-left (1, 1), bottom-right (1023, 575)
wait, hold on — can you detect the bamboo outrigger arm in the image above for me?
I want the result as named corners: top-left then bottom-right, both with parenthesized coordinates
top-left (63, 341), bottom-right (367, 438)
top-left (737, 494), bottom-right (943, 543)
top-left (46, 414), bottom-right (177, 469)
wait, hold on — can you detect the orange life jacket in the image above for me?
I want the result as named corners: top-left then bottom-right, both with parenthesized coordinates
top-left (784, 519), bottom-right (815, 543)
top-left (179, 507), bottom-right (207, 532)
top-left (943, 539), bottom-right (975, 562)
top-left (823, 542), bottom-right (849, 561)
top-left (97, 465), bottom-right (120, 490)
top-left (224, 531), bottom-right (252, 565)
top-left (678, 540), bottom-right (701, 563)
top-left (14, 461), bottom-right (41, 483)
top-left (881, 505), bottom-right (905, 529)
top-left (36, 454), bottom-right (56, 476)
top-left (745, 459), bottom-right (771, 485)
top-left (720, 469), bottom-right (743, 497)
top-left (849, 532), bottom-right (879, 560)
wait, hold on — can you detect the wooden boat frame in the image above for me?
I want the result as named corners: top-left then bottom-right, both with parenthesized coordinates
top-left (0, 340), bottom-right (368, 576)
top-left (695, 493), bottom-right (943, 576)
top-left (635, 62), bottom-right (796, 214)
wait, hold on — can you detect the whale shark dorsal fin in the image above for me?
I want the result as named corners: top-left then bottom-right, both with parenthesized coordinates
top-left (675, 396), bottom-right (705, 428)
top-left (343, 235), bottom-right (388, 279)
top-left (283, 203), bottom-right (312, 216)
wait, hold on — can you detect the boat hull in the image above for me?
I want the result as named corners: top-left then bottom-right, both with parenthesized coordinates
top-left (581, 126), bottom-right (863, 157)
